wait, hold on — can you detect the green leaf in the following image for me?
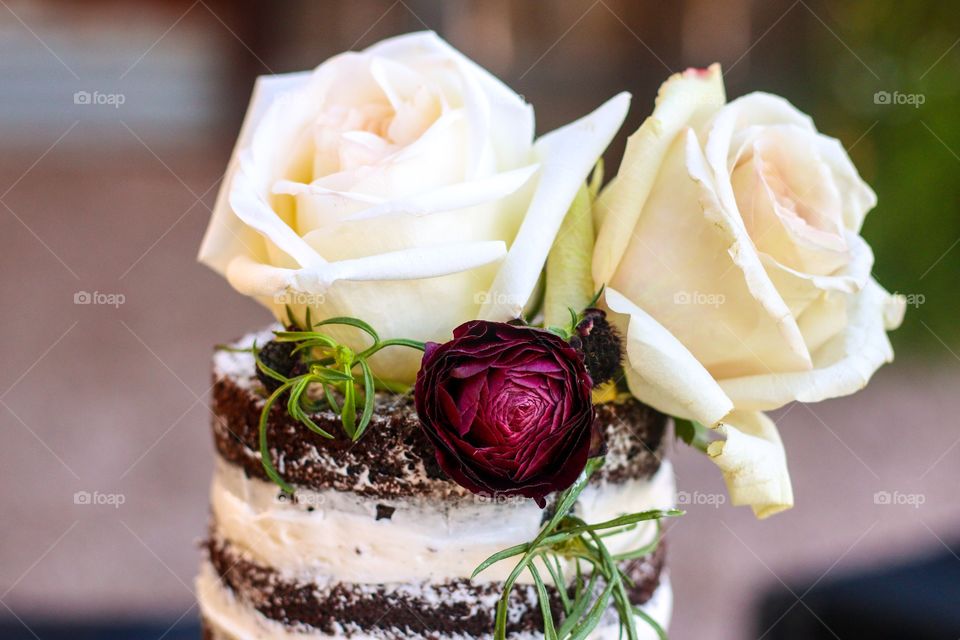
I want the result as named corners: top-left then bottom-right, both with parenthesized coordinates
top-left (284, 304), bottom-right (298, 329)
top-left (258, 381), bottom-right (296, 494)
top-left (341, 363), bottom-right (357, 438)
top-left (558, 572), bottom-right (600, 638)
top-left (352, 360), bottom-right (376, 441)
top-left (274, 332), bottom-right (338, 349)
top-left (253, 341), bottom-right (288, 384)
top-left (287, 377), bottom-right (335, 440)
top-left (568, 578), bottom-right (616, 640)
top-left (543, 554), bottom-right (571, 614)
top-left (586, 284), bottom-right (605, 310)
top-left (675, 418), bottom-right (712, 453)
top-left (304, 307), bottom-right (313, 330)
top-left (314, 316), bottom-right (379, 344)
top-left (633, 605), bottom-right (668, 640)
top-left (323, 383), bottom-right (340, 414)
top-left (485, 459), bottom-right (604, 640)
top-left (358, 337), bottom-right (426, 360)
top-left (303, 365), bottom-right (354, 382)
top-left (528, 563), bottom-right (558, 640)
top-left (587, 527), bottom-right (638, 640)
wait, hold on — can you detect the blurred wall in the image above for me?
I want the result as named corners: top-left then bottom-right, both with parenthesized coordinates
top-left (1, 2), bottom-right (958, 640)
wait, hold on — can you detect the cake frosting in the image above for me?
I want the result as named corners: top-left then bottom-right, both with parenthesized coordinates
top-left (198, 329), bottom-right (675, 638)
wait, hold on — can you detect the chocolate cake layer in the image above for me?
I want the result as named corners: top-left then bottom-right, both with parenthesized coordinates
top-left (211, 364), bottom-right (667, 498)
top-left (205, 534), bottom-right (667, 637)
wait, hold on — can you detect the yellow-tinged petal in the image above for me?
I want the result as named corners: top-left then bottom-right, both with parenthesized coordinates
top-left (544, 184), bottom-right (595, 327)
top-left (593, 64), bottom-right (725, 285)
top-left (707, 411), bottom-right (794, 519)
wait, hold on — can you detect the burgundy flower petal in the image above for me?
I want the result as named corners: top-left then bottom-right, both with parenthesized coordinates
top-left (414, 320), bottom-right (595, 506)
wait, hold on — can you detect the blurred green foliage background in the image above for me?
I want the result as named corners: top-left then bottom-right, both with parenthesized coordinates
top-left (807, 0), bottom-right (959, 357)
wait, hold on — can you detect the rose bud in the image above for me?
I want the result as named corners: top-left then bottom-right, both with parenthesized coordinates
top-left (414, 321), bottom-right (596, 507)
top-left (570, 308), bottom-right (623, 386)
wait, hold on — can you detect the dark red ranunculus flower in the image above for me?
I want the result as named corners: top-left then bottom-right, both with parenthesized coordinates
top-left (414, 320), bottom-right (595, 507)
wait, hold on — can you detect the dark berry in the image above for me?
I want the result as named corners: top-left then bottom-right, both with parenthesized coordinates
top-left (256, 340), bottom-right (302, 393)
top-left (572, 309), bottom-right (623, 386)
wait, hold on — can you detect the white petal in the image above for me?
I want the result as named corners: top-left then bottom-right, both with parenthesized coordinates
top-left (230, 155), bottom-right (326, 269)
top-left (342, 164), bottom-right (539, 221)
top-left (707, 410), bottom-right (794, 519)
top-left (593, 65), bottom-right (725, 284)
top-left (271, 181), bottom-right (385, 204)
top-left (606, 288), bottom-right (733, 426)
top-left (719, 279), bottom-right (905, 410)
top-left (686, 127), bottom-right (813, 373)
top-left (198, 72), bottom-right (311, 274)
top-left (225, 254), bottom-right (298, 297)
top-left (479, 92), bottom-right (631, 320)
top-left (225, 241), bottom-right (506, 296)
top-left (814, 134), bottom-right (877, 233)
top-left (366, 31), bottom-right (535, 175)
top-left (298, 241), bottom-right (507, 289)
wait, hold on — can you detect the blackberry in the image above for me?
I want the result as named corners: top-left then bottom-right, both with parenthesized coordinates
top-left (570, 308), bottom-right (623, 386)
top-left (255, 339), bottom-right (304, 393)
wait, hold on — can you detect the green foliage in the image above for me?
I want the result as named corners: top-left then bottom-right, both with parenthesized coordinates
top-left (253, 320), bottom-right (425, 493)
top-left (473, 458), bottom-right (683, 640)
top-left (806, 0), bottom-right (960, 356)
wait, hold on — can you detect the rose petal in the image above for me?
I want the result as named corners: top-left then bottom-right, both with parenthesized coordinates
top-left (719, 278), bottom-right (905, 410)
top-left (606, 287), bottom-right (733, 426)
top-left (593, 64), bottom-right (725, 284)
top-left (479, 92), bottom-right (632, 319)
top-left (707, 410), bottom-right (794, 519)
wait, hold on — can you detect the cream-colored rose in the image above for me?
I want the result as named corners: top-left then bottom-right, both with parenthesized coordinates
top-left (595, 65), bottom-right (904, 517)
top-left (199, 32), bottom-right (629, 382)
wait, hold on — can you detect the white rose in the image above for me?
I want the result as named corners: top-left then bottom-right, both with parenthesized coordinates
top-left (594, 65), bottom-right (904, 517)
top-left (199, 32), bottom-right (629, 383)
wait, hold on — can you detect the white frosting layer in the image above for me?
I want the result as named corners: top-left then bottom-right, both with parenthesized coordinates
top-left (211, 458), bottom-right (676, 584)
top-left (196, 561), bottom-right (673, 640)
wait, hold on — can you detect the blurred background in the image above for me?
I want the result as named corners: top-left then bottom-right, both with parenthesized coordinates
top-left (1, 0), bottom-right (958, 638)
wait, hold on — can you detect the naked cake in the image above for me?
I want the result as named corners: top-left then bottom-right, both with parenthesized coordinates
top-left (197, 329), bottom-right (675, 639)
top-left (195, 27), bottom-right (903, 640)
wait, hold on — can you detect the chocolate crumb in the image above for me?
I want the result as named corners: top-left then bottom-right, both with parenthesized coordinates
top-left (375, 504), bottom-right (396, 521)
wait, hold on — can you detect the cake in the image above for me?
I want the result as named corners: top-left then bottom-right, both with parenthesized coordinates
top-left (194, 27), bottom-right (904, 640)
top-left (197, 329), bottom-right (676, 639)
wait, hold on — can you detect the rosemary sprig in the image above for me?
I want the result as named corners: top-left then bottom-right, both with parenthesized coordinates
top-left (472, 457), bottom-right (682, 640)
top-left (254, 313), bottom-right (425, 493)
